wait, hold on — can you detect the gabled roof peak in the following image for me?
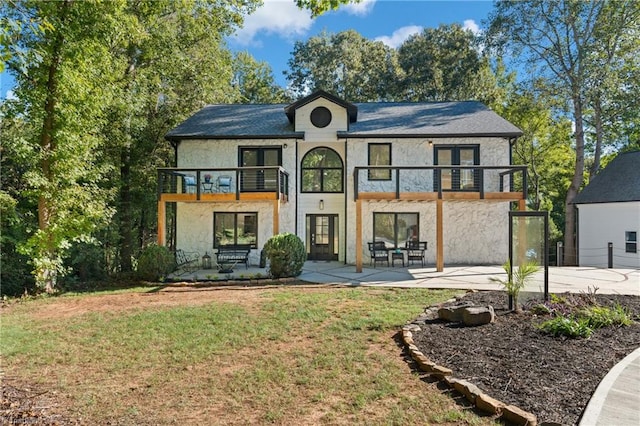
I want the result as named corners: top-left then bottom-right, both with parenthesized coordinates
top-left (284, 90), bottom-right (358, 124)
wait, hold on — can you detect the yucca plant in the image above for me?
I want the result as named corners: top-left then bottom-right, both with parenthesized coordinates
top-left (490, 259), bottom-right (539, 313)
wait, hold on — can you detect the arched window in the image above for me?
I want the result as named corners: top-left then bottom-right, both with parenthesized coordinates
top-left (301, 147), bottom-right (343, 193)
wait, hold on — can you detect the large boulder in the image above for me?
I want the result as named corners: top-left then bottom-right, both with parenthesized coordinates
top-left (462, 306), bottom-right (496, 326)
top-left (437, 301), bottom-right (474, 322)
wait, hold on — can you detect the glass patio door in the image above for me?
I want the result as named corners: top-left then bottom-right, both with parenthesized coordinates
top-left (434, 145), bottom-right (479, 191)
top-left (240, 147), bottom-right (281, 191)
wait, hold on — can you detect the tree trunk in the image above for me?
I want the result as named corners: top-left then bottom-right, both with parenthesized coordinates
top-left (36, 1), bottom-right (70, 293)
top-left (590, 95), bottom-right (603, 179)
top-left (563, 94), bottom-right (586, 266)
top-left (119, 147), bottom-right (133, 272)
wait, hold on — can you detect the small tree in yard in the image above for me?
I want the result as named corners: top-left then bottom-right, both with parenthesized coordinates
top-left (263, 233), bottom-right (306, 279)
top-left (490, 260), bottom-right (539, 313)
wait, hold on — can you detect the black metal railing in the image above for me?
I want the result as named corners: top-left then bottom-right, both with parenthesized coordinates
top-left (157, 167), bottom-right (289, 201)
top-left (354, 165), bottom-right (527, 200)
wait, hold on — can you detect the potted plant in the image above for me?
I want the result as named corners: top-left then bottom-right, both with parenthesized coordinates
top-left (204, 174), bottom-right (212, 183)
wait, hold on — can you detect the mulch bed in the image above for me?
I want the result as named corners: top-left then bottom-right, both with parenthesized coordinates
top-left (411, 290), bottom-right (640, 425)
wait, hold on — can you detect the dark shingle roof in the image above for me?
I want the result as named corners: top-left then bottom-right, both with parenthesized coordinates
top-left (345, 102), bottom-right (521, 137)
top-left (165, 99), bottom-right (522, 141)
top-left (573, 151), bottom-right (640, 204)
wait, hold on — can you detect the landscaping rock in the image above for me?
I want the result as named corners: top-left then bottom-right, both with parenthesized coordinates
top-left (502, 404), bottom-right (537, 425)
top-left (422, 307), bottom-right (439, 320)
top-left (437, 301), bottom-right (474, 322)
top-left (476, 392), bottom-right (504, 415)
top-left (462, 306), bottom-right (495, 326)
top-left (452, 379), bottom-right (483, 404)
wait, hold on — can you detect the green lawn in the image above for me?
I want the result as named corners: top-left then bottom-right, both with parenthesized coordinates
top-left (2, 286), bottom-right (498, 425)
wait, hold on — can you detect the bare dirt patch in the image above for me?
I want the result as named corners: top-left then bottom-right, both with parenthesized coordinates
top-left (26, 283), bottom-right (338, 320)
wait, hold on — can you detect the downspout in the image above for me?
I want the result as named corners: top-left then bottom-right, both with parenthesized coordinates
top-left (343, 137), bottom-right (348, 265)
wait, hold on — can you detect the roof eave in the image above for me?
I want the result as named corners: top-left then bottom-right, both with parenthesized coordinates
top-left (165, 133), bottom-right (304, 142)
top-left (337, 131), bottom-right (523, 139)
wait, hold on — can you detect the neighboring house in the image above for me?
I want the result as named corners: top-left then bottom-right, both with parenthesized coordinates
top-left (573, 151), bottom-right (640, 268)
top-left (158, 90), bottom-right (525, 272)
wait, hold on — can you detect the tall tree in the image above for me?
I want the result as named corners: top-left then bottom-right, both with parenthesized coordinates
top-left (1, 0), bottom-right (258, 289)
top-left (2, 0), bottom-right (123, 291)
top-left (232, 51), bottom-right (291, 103)
top-left (295, 0), bottom-right (361, 17)
top-left (285, 29), bottom-right (402, 101)
top-left (101, 0), bottom-right (257, 273)
top-left (398, 24), bottom-right (482, 101)
top-left (584, 1), bottom-right (640, 176)
top-left (503, 87), bottom-right (574, 244)
top-left (486, 0), bottom-right (638, 265)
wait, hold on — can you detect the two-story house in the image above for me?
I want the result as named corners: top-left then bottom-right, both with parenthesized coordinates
top-left (158, 90), bottom-right (525, 272)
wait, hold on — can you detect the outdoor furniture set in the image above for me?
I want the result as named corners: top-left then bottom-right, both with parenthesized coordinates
top-left (173, 244), bottom-right (251, 275)
top-left (176, 172), bottom-right (232, 194)
top-left (367, 241), bottom-right (428, 267)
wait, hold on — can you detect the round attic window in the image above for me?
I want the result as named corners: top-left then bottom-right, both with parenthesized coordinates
top-left (310, 106), bottom-right (332, 128)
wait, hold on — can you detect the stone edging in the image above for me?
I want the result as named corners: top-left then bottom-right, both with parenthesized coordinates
top-left (401, 299), bottom-right (538, 426)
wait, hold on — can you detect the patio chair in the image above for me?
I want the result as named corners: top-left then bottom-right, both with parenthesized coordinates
top-left (217, 175), bottom-right (232, 193)
top-left (367, 241), bottom-right (389, 267)
top-left (183, 175), bottom-right (197, 193)
top-left (406, 241), bottom-right (427, 267)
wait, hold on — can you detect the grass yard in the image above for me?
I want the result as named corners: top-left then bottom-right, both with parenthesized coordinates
top-left (2, 284), bottom-right (498, 425)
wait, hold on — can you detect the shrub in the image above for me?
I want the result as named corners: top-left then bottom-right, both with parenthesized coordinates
top-left (538, 304), bottom-right (632, 338)
top-left (137, 245), bottom-right (175, 281)
top-left (538, 316), bottom-right (594, 338)
top-left (578, 304), bottom-right (632, 328)
top-left (262, 233), bottom-right (306, 279)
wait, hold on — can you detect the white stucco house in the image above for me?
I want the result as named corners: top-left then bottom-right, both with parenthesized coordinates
top-left (157, 90), bottom-right (526, 272)
top-left (573, 151), bottom-right (640, 268)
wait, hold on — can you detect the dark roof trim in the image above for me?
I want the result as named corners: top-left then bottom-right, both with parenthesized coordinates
top-left (337, 132), bottom-right (522, 139)
top-left (575, 200), bottom-right (640, 205)
top-left (284, 90), bottom-right (358, 124)
top-left (165, 133), bottom-right (304, 142)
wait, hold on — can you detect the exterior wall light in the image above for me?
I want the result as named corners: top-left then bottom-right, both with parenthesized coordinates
top-left (202, 252), bottom-right (212, 269)
top-left (319, 199), bottom-right (324, 210)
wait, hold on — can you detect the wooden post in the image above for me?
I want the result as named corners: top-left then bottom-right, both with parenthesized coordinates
top-left (273, 200), bottom-right (280, 235)
top-left (157, 200), bottom-right (166, 246)
top-left (355, 199), bottom-right (362, 272)
top-left (436, 199), bottom-right (444, 272)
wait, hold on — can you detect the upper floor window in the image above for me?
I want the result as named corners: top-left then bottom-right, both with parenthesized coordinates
top-left (368, 143), bottom-right (391, 180)
top-left (434, 145), bottom-right (480, 191)
top-left (301, 147), bottom-right (344, 193)
top-left (310, 106), bottom-right (332, 128)
top-left (626, 231), bottom-right (637, 253)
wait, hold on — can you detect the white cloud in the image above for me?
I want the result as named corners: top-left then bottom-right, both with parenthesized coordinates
top-left (232, 0), bottom-right (314, 46)
top-left (341, 0), bottom-right (376, 16)
top-left (463, 19), bottom-right (481, 35)
top-left (375, 25), bottom-right (422, 48)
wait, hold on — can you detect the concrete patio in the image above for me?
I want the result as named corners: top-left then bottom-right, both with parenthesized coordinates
top-left (170, 261), bottom-right (640, 296)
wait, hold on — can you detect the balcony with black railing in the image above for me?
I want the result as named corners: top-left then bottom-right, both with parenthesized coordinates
top-left (157, 167), bottom-right (289, 202)
top-left (354, 165), bottom-right (527, 201)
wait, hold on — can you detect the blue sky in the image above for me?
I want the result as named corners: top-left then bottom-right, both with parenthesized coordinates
top-left (0, 0), bottom-right (495, 99)
top-left (228, 0), bottom-right (495, 87)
